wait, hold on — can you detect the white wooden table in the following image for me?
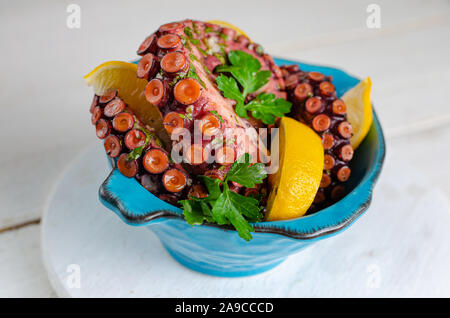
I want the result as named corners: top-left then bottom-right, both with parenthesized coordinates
top-left (1, 0), bottom-right (449, 297)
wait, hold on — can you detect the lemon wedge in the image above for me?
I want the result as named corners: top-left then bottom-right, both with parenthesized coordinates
top-left (207, 20), bottom-right (251, 41)
top-left (265, 117), bottom-right (324, 221)
top-left (84, 61), bottom-right (169, 144)
top-left (342, 77), bottom-right (373, 149)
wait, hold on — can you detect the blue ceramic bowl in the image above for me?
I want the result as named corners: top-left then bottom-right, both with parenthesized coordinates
top-left (99, 57), bottom-right (386, 277)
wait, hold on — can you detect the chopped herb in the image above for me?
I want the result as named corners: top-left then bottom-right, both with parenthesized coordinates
top-left (219, 46), bottom-right (227, 56)
top-left (127, 145), bottom-right (144, 161)
top-left (209, 110), bottom-right (224, 123)
top-left (204, 26), bottom-right (213, 34)
top-left (183, 26), bottom-right (194, 39)
top-left (191, 38), bottom-right (201, 46)
top-left (189, 53), bottom-right (199, 62)
top-left (184, 27), bottom-right (201, 45)
top-left (188, 63), bottom-right (206, 89)
top-left (179, 111), bottom-right (192, 121)
top-left (192, 22), bottom-right (201, 35)
top-left (219, 43), bottom-right (227, 56)
top-left (213, 52), bottom-right (226, 64)
top-left (185, 105), bottom-right (194, 120)
top-left (218, 33), bottom-right (228, 41)
top-left (211, 137), bottom-right (223, 148)
top-left (169, 72), bottom-right (187, 87)
top-left (179, 153), bottom-right (267, 241)
top-left (203, 64), bottom-right (212, 75)
top-left (179, 35), bottom-right (192, 50)
top-left (126, 129), bottom-right (159, 161)
top-left (255, 45), bottom-right (265, 56)
top-left (197, 46), bottom-right (208, 57)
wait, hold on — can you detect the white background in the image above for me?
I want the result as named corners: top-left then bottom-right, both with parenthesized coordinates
top-left (0, 0), bottom-right (449, 297)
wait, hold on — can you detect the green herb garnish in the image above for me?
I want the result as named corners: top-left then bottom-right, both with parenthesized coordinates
top-left (192, 22), bottom-right (201, 35)
top-left (179, 35), bottom-right (192, 51)
top-left (209, 110), bottom-right (224, 123)
top-left (179, 153), bottom-right (266, 241)
top-left (218, 33), bottom-right (228, 41)
top-left (244, 92), bottom-right (292, 125)
top-left (169, 72), bottom-right (187, 87)
top-left (203, 64), bottom-right (212, 75)
top-left (215, 50), bottom-right (291, 124)
top-left (196, 46), bottom-right (208, 57)
top-left (189, 53), bottom-right (199, 62)
top-left (183, 26), bottom-right (208, 57)
top-left (188, 63), bottom-right (206, 89)
top-left (126, 129), bottom-right (159, 161)
top-left (213, 52), bottom-right (226, 64)
top-left (185, 105), bottom-right (194, 120)
top-left (127, 145), bottom-right (145, 161)
top-left (184, 27), bottom-right (201, 45)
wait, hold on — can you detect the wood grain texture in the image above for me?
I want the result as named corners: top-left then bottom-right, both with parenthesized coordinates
top-left (0, 224), bottom-right (56, 297)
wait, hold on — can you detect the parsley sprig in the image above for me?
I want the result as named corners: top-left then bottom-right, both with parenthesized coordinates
top-left (179, 153), bottom-right (267, 241)
top-left (215, 50), bottom-right (291, 124)
top-left (126, 130), bottom-right (160, 161)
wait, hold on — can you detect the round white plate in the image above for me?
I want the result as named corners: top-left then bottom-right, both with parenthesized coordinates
top-left (41, 143), bottom-right (450, 297)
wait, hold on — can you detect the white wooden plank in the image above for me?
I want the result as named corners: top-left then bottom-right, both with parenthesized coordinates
top-left (0, 146), bottom-right (89, 228)
top-left (389, 124), bottom-right (450, 199)
top-left (0, 224), bottom-right (55, 297)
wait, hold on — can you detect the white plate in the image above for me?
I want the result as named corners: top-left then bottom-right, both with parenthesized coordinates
top-left (41, 143), bottom-right (450, 297)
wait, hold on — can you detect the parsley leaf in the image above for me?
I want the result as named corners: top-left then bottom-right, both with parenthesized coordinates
top-left (216, 74), bottom-right (244, 104)
top-left (216, 50), bottom-right (270, 97)
top-left (179, 154), bottom-right (267, 241)
top-left (215, 50), bottom-right (291, 124)
top-left (211, 190), bottom-right (256, 241)
top-left (180, 200), bottom-right (208, 225)
top-left (244, 92), bottom-right (293, 125)
top-left (198, 175), bottom-right (222, 200)
top-left (225, 153), bottom-right (267, 188)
